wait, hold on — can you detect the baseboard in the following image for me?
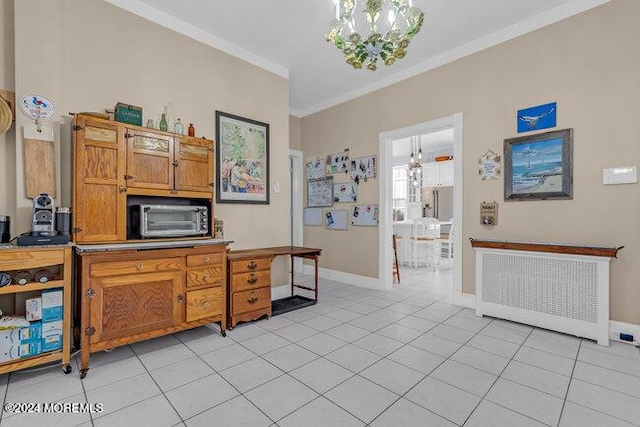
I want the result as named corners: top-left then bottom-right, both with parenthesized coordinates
top-left (302, 265), bottom-right (381, 290)
top-left (609, 321), bottom-right (640, 345)
top-left (460, 293), bottom-right (476, 310)
top-left (271, 285), bottom-right (290, 301)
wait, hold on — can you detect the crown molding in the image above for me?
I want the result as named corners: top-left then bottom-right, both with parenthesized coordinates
top-left (297, 0), bottom-right (611, 117)
top-left (104, 0), bottom-right (289, 79)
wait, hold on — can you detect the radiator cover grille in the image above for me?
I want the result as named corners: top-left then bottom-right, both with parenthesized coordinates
top-left (482, 253), bottom-right (599, 323)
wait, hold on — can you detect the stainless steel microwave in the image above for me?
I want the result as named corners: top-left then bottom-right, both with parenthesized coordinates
top-left (137, 204), bottom-right (209, 238)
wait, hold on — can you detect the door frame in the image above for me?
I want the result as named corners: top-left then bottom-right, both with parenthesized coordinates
top-left (289, 149), bottom-right (304, 272)
top-left (378, 113), bottom-right (464, 305)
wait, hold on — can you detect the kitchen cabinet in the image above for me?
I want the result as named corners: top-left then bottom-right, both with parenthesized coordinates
top-left (227, 251), bottom-right (273, 328)
top-left (422, 160), bottom-right (454, 187)
top-left (73, 114), bottom-right (215, 243)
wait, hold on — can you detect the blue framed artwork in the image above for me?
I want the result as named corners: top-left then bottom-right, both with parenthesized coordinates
top-left (517, 102), bottom-right (557, 133)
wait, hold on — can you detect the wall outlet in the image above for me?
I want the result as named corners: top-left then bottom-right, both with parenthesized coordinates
top-left (619, 333), bottom-right (635, 342)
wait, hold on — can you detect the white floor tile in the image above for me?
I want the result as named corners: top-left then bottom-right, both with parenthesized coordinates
top-left (466, 334), bottom-right (521, 358)
top-left (580, 340), bottom-right (640, 361)
top-left (279, 397), bottom-right (365, 427)
top-left (290, 358), bottom-right (353, 394)
top-left (395, 316), bottom-right (439, 332)
top-left (325, 324), bottom-right (370, 343)
top-left (241, 333), bottom-right (291, 355)
top-left (466, 400), bottom-right (545, 427)
top-left (348, 315), bottom-right (393, 332)
top-left (258, 316), bottom-right (297, 332)
top-left (273, 324), bottom-right (318, 342)
top-left (325, 344), bottom-right (382, 373)
top-left (262, 344), bottom-right (318, 372)
top-left (297, 332), bottom-right (347, 356)
top-left (325, 376), bottom-right (398, 424)
top-left (514, 346), bottom-right (576, 377)
top-left (133, 339), bottom-right (194, 371)
top-left (486, 378), bottom-right (564, 426)
top-left (479, 321), bottom-right (531, 345)
top-left (566, 379), bottom-right (640, 424)
top-left (6, 371), bottom-right (84, 404)
top-left (301, 315), bottom-right (341, 332)
top-left (370, 398), bottom-right (455, 427)
top-left (430, 359), bottom-right (497, 397)
top-left (81, 353), bottom-right (147, 391)
top-left (0, 392), bottom-right (91, 427)
top-left (450, 346), bottom-right (510, 376)
top-left (352, 333), bottom-right (404, 357)
top-left (410, 333), bottom-right (462, 358)
top-left (443, 315), bottom-right (491, 333)
top-left (220, 358), bottom-right (284, 393)
top-left (244, 375), bottom-right (318, 421)
top-left (200, 343), bottom-right (257, 371)
top-left (165, 373), bottom-right (239, 420)
top-left (578, 346), bottom-right (640, 378)
top-left (360, 358), bottom-right (425, 395)
top-left (405, 377), bottom-right (480, 425)
top-left (501, 360), bottom-right (571, 398)
top-left (388, 344), bottom-right (445, 374)
top-left (94, 394), bottom-right (181, 427)
top-left (87, 372), bottom-right (161, 419)
top-left (573, 361), bottom-right (640, 398)
top-left (175, 326), bottom-right (234, 355)
top-left (559, 401), bottom-right (635, 427)
top-left (227, 323), bottom-right (269, 341)
top-left (150, 356), bottom-right (215, 392)
top-left (185, 395), bottom-right (273, 427)
top-left (376, 324), bottom-right (424, 343)
top-left (524, 331), bottom-right (580, 359)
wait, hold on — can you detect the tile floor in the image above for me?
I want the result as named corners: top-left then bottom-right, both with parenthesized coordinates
top-left (1, 266), bottom-right (639, 426)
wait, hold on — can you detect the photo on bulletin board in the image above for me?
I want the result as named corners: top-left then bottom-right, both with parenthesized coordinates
top-left (351, 204), bottom-right (379, 226)
top-left (303, 208), bottom-right (323, 226)
top-left (307, 176), bottom-right (334, 207)
top-left (351, 155), bottom-right (377, 184)
top-left (326, 150), bottom-right (350, 174)
top-left (306, 156), bottom-right (326, 180)
top-left (333, 182), bottom-right (357, 203)
top-left (324, 210), bottom-right (348, 230)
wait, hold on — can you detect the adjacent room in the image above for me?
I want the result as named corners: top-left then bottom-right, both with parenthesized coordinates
top-left (0, 0), bottom-right (638, 426)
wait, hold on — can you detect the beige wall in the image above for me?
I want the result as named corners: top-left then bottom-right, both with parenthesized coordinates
top-left (0, 0), bottom-right (15, 230)
top-left (289, 115), bottom-right (302, 151)
top-left (9, 0), bottom-right (291, 283)
top-left (301, 0), bottom-right (640, 325)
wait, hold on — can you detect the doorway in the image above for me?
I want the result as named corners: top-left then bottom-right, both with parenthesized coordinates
top-left (379, 114), bottom-right (464, 306)
top-left (289, 149), bottom-right (304, 273)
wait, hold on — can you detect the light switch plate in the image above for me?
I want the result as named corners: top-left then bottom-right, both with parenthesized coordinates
top-left (603, 166), bottom-right (637, 185)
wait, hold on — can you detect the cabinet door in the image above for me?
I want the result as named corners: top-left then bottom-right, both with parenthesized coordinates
top-left (422, 163), bottom-right (439, 187)
top-left (89, 270), bottom-right (183, 344)
top-left (174, 137), bottom-right (213, 193)
top-left (438, 161), bottom-right (454, 186)
top-left (126, 130), bottom-right (174, 190)
top-left (73, 116), bottom-right (126, 243)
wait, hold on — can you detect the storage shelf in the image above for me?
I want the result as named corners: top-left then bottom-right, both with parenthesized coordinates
top-left (0, 280), bottom-right (64, 295)
top-left (0, 350), bottom-right (63, 374)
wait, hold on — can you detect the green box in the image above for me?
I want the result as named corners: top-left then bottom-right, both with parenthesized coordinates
top-left (115, 102), bottom-right (143, 126)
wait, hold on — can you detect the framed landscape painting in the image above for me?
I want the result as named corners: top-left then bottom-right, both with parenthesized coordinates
top-left (216, 111), bottom-right (270, 204)
top-left (504, 128), bottom-right (573, 201)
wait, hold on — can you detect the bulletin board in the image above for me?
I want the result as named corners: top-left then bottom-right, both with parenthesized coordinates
top-left (351, 204), bottom-right (379, 227)
top-left (351, 156), bottom-right (377, 183)
top-left (324, 210), bottom-right (348, 230)
top-left (326, 150), bottom-right (350, 174)
top-left (333, 182), bottom-right (357, 203)
top-left (303, 208), bottom-right (323, 226)
top-left (306, 156), bottom-right (326, 180)
top-left (307, 176), bottom-right (334, 207)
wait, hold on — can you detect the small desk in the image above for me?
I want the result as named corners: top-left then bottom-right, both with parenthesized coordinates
top-left (262, 246), bottom-right (322, 301)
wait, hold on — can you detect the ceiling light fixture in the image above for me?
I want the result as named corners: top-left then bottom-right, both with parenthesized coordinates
top-left (326, 0), bottom-right (425, 71)
top-left (408, 136), bottom-right (422, 187)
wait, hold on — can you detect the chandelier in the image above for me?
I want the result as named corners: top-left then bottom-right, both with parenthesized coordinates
top-left (408, 136), bottom-right (422, 187)
top-left (326, 0), bottom-right (425, 71)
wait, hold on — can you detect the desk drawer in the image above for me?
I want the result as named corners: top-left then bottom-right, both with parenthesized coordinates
top-left (232, 270), bottom-right (271, 292)
top-left (91, 257), bottom-right (183, 277)
top-left (232, 288), bottom-right (271, 315)
top-left (230, 258), bottom-right (271, 274)
top-left (187, 266), bottom-right (224, 288)
top-left (186, 287), bottom-right (223, 322)
top-left (187, 253), bottom-right (224, 268)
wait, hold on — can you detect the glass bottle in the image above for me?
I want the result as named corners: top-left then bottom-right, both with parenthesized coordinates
top-left (159, 113), bottom-right (168, 132)
top-left (174, 118), bottom-right (184, 135)
top-left (188, 123), bottom-right (195, 137)
top-left (146, 119), bottom-right (155, 129)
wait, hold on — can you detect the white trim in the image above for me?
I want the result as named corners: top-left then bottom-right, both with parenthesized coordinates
top-left (609, 321), bottom-right (640, 345)
top-left (289, 108), bottom-right (304, 119)
top-left (379, 113), bottom-right (464, 303)
top-left (298, 0), bottom-right (611, 116)
top-left (271, 285), bottom-right (291, 301)
top-left (302, 265), bottom-right (380, 290)
top-left (105, 0), bottom-right (289, 79)
top-left (290, 149), bottom-right (304, 273)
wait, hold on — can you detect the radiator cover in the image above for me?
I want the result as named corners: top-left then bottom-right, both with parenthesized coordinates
top-left (474, 248), bottom-right (611, 345)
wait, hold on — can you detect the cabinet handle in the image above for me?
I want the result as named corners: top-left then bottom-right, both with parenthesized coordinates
top-left (137, 263), bottom-right (144, 270)
top-left (177, 294), bottom-right (184, 303)
top-left (203, 301), bottom-right (211, 308)
top-left (204, 256), bottom-right (210, 263)
top-left (247, 275), bottom-right (258, 284)
top-left (247, 297), bottom-right (258, 304)
top-left (247, 262), bottom-right (258, 270)
top-left (119, 186), bottom-right (127, 193)
top-left (203, 275), bottom-right (210, 281)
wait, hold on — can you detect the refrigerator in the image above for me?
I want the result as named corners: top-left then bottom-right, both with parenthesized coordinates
top-left (422, 186), bottom-right (454, 222)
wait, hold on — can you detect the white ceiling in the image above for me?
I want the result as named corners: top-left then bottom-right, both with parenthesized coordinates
top-left (393, 129), bottom-right (454, 161)
top-left (109, 0), bottom-right (609, 116)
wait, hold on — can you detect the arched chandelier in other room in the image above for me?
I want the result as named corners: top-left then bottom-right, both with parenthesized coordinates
top-left (326, 0), bottom-right (425, 71)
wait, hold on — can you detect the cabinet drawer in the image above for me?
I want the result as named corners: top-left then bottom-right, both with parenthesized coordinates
top-left (232, 287), bottom-right (271, 315)
top-left (187, 253), bottom-right (224, 268)
top-left (230, 258), bottom-right (271, 274)
top-left (232, 270), bottom-right (271, 292)
top-left (187, 266), bottom-right (224, 288)
top-left (0, 250), bottom-right (64, 270)
top-left (186, 287), bottom-right (223, 322)
top-left (90, 258), bottom-right (183, 278)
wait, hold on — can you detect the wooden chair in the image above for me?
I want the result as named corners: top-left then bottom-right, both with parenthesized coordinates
top-left (392, 234), bottom-right (401, 283)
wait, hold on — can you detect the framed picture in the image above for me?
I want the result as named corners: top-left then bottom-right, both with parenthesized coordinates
top-left (307, 176), bottom-right (334, 207)
top-left (504, 128), bottom-right (573, 201)
top-left (333, 182), bottom-right (357, 203)
top-left (216, 111), bottom-right (269, 204)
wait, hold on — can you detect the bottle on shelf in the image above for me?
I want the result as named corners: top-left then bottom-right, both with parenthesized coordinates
top-left (13, 271), bottom-right (32, 286)
top-left (34, 270), bottom-right (50, 284)
top-left (188, 123), bottom-right (195, 137)
top-left (146, 119), bottom-right (155, 129)
top-left (159, 113), bottom-right (168, 132)
top-left (174, 118), bottom-right (184, 135)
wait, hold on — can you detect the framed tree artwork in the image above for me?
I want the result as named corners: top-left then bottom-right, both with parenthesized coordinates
top-left (216, 111), bottom-right (270, 204)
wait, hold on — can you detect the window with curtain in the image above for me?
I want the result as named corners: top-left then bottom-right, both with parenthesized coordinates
top-left (392, 166), bottom-right (408, 220)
